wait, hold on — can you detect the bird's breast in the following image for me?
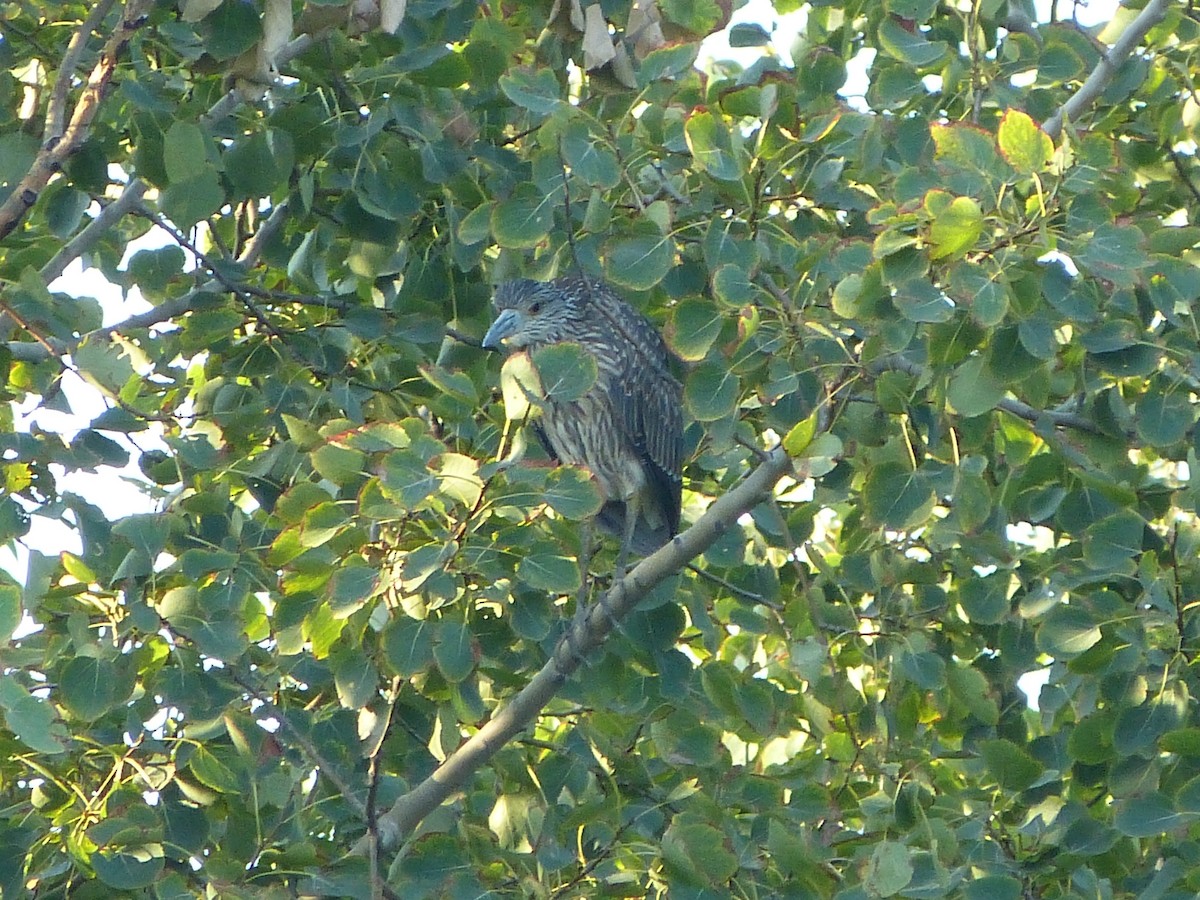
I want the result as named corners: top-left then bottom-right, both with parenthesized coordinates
top-left (541, 389), bottom-right (645, 503)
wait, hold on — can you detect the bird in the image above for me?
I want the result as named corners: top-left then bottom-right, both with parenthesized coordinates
top-left (481, 275), bottom-right (683, 573)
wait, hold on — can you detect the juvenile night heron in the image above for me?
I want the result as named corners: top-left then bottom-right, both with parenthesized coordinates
top-left (482, 275), bottom-right (683, 572)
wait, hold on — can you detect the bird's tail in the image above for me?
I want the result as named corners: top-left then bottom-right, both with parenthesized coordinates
top-left (596, 501), bottom-right (672, 557)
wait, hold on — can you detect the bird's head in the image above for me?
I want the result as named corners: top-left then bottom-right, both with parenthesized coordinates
top-left (482, 279), bottom-right (577, 351)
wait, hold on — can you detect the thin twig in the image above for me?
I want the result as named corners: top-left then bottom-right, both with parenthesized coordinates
top-left (869, 354), bottom-right (1105, 435)
top-left (228, 670), bottom-right (369, 820)
top-left (1170, 148), bottom-right (1200, 207)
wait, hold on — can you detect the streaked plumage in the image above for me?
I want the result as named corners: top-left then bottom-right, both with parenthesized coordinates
top-left (482, 275), bottom-right (683, 555)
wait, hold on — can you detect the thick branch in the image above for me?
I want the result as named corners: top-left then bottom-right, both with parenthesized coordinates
top-left (1042, 0), bottom-right (1170, 139)
top-left (45, 0), bottom-right (119, 142)
top-left (350, 447), bottom-right (796, 857)
top-left (0, 0), bottom-right (151, 242)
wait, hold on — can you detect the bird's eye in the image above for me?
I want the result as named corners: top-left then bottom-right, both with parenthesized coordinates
top-left (529, 302), bottom-right (542, 314)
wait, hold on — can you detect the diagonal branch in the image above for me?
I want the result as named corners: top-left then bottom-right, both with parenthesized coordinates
top-left (1042, 0), bottom-right (1170, 139)
top-left (350, 446), bottom-right (796, 857)
top-left (45, 0), bottom-right (119, 143)
top-left (0, 0), bottom-right (152, 243)
top-left (7, 199), bottom-right (292, 365)
top-left (869, 354), bottom-right (1104, 435)
top-left (40, 180), bottom-right (148, 285)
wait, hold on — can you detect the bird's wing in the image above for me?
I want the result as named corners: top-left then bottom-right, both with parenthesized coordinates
top-left (554, 276), bottom-right (684, 535)
top-left (621, 359), bottom-right (683, 535)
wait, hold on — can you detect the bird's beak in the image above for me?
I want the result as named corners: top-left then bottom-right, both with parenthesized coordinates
top-left (482, 308), bottom-right (521, 350)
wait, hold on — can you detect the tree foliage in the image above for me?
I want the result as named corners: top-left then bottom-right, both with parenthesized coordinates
top-left (1, 0), bottom-right (1199, 896)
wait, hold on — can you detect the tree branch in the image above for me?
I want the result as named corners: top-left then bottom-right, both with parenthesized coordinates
top-left (8, 199), bottom-right (292, 364)
top-left (45, 0), bottom-right (119, 143)
top-left (869, 354), bottom-right (1104, 434)
top-left (350, 446), bottom-right (797, 856)
top-left (40, 180), bottom-right (148, 285)
top-left (0, 0), bottom-right (152, 242)
top-left (1042, 0), bottom-right (1170, 139)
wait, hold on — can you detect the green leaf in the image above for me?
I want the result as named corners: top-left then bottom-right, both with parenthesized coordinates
top-left (187, 745), bottom-right (241, 793)
top-left (499, 352), bottom-right (543, 423)
top-left (491, 195), bottom-right (554, 249)
top-left (897, 648), bottom-right (944, 689)
top-left (711, 264), bottom-right (757, 307)
top-left (1113, 698), bottom-right (1184, 755)
top-left (562, 122), bottom-right (620, 189)
top-left (928, 195), bottom-right (983, 260)
top-left (958, 576), bottom-right (1009, 624)
top-left (885, 0), bottom-right (937, 21)
top-left (637, 43), bottom-right (700, 85)
top-left (667, 298), bottom-right (724, 361)
top-left (661, 815), bottom-right (738, 886)
top-left (160, 169), bottom-right (224, 228)
top-left (517, 549), bottom-right (580, 593)
top-left (1114, 793), bottom-right (1193, 837)
top-left (74, 339), bottom-right (137, 393)
top-left (863, 841), bottom-right (913, 898)
top-left (46, 186), bottom-right (90, 239)
top-left (1137, 388), bottom-right (1192, 447)
top-left (946, 664), bottom-right (999, 725)
top-left (163, 121), bottom-right (210, 184)
top-left (59, 657), bottom-right (120, 721)
top-left (1039, 41), bottom-right (1084, 82)
top-left (543, 467), bottom-right (603, 519)
top-left (434, 620), bottom-right (475, 682)
top-left (199, 0), bottom-right (263, 59)
top-left (311, 443), bottom-right (366, 486)
top-left (127, 245), bottom-right (186, 302)
top-left (1083, 510), bottom-right (1144, 569)
top-left (498, 68), bottom-right (564, 117)
top-left (878, 15), bottom-right (947, 67)
top-left (863, 463), bottom-right (935, 530)
top-left (1075, 224), bottom-right (1148, 285)
top-left (333, 651), bottom-right (378, 709)
top-left (931, 123), bottom-right (1002, 173)
top-left (225, 129), bottom-right (294, 198)
top-left (531, 342), bottom-right (598, 402)
top-left (383, 617), bottom-right (435, 676)
top-left (0, 577), bottom-right (19, 641)
top-left (0, 681), bottom-right (68, 754)
top-left (782, 411), bottom-right (819, 456)
top-left (964, 876), bottom-right (1021, 900)
top-left (893, 278), bottom-right (953, 322)
top-left (652, 710), bottom-right (722, 766)
top-left (1161, 727), bottom-right (1200, 757)
top-left (1060, 817), bottom-right (1119, 856)
top-left (659, 0), bottom-right (722, 36)
top-left (997, 109), bottom-right (1053, 176)
top-left (1036, 605), bottom-right (1101, 658)
top-left (91, 851), bottom-right (165, 890)
top-left (684, 362), bottom-right (739, 422)
top-left (602, 232), bottom-right (674, 290)
top-left (979, 738), bottom-right (1042, 792)
top-left (329, 564), bottom-right (378, 617)
top-left (947, 357), bottom-right (1004, 417)
top-left (684, 111), bottom-right (743, 181)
